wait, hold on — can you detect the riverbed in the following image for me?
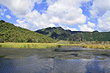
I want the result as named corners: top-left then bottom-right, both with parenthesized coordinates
top-left (0, 46), bottom-right (110, 73)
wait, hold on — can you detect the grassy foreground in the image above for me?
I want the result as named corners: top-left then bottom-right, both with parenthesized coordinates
top-left (0, 43), bottom-right (110, 49)
top-left (82, 44), bottom-right (110, 49)
top-left (0, 43), bottom-right (58, 49)
top-left (0, 43), bottom-right (69, 49)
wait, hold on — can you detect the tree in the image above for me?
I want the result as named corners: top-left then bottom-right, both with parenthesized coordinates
top-left (27, 38), bottom-right (33, 42)
top-left (0, 38), bottom-right (4, 43)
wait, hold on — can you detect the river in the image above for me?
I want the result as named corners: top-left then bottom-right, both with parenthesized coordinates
top-left (0, 46), bottom-right (110, 73)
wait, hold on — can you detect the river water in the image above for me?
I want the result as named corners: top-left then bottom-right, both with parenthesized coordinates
top-left (0, 46), bottom-right (110, 73)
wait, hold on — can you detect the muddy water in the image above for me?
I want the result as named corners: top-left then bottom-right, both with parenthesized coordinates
top-left (0, 46), bottom-right (110, 73)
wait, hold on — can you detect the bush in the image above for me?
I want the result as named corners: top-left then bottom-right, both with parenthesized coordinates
top-left (0, 38), bottom-right (4, 43)
top-left (0, 20), bottom-right (5, 23)
top-left (0, 45), bottom-right (2, 47)
top-left (57, 45), bottom-right (61, 48)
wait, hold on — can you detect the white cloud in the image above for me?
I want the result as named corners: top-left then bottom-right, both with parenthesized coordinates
top-left (0, 0), bottom-right (90, 31)
top-left (16, 10), bottom-right (55, 30)
top-left (1, 0), bottom-right (110, 32)
top-left (78, 24), bottom-right (94, 32)
top-left (46, 0), bottom-right (57, 5)
top-left (6, 15), bottom-right (11, 19)
top-left (1, 13), bottom-right (4, 16)
top-left (0, 0), bottom-right (42, 17)
top-left (16, 19), bottom-right (31, 29)
top-left (4, 9), bottom-right (7, 12)
top-left (88, 21), bottom-right (95, 28)
top-left (89, 0), bottom-right (110, 32)
top-left (36, 0), bottom-right (42, 4)
top-left (59, 25), bottom-right (78, 31)
top-left (90, 0), bottom-right (110, 17)
top-left (64, 27), bottom-right (78, 31)
top-left (0, 8), bottom-right (6, 16)
top-left (47, 0), bottom-right (88, 25)
top-left (78, 21), bottom-right (95, 32)
top-left (97, 10), bottom-right (110, 32)
top-left (14, 0), bottom-right (89, 30)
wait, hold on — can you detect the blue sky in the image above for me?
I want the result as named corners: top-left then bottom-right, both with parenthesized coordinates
top-left (0, 0), bottom-right (110, 32)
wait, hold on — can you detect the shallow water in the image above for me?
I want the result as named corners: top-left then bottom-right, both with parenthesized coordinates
top-left (0, 46), bottom-right (110, 73)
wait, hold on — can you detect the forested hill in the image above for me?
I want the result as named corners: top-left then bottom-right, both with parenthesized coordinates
top-left (36, 27), bottom-right (110, 41)
top-left (0, 20), bottom-right (56, 43)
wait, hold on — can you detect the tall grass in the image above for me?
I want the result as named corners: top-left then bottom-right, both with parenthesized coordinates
top-left (0, 43), bottom-right (58, 49)
top-left (0, 43), bottom-right (81, 49)
top-left (0, 43), bottom-right (110, 49)
top-left (82, 44), bottom-right (110, 49)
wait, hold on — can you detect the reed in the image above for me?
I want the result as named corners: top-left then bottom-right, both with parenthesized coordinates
top-left (0, 43), bottom-right (57, 49)
top-left (82, 44), bottom-right (110, 49)
top-left (0, 43), bottom-right (110, 49)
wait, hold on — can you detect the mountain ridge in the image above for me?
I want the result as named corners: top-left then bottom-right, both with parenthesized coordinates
top-left (0, 20), bottom-right (56, 43)
top-left (36, 27), bottom-right (110, 41)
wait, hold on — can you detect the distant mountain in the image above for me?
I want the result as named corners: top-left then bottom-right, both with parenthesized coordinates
top-left (36, 27), bottom-right (110, 41)
top-left (0, 20), bottom-right (56, 43)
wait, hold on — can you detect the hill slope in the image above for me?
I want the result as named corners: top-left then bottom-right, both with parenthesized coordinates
top-left (36, 27), bottom-right (110, 41)
top-left (0, 20), bottom-right (56, 43)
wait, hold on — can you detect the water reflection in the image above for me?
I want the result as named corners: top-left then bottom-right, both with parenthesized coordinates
top-left (0, 55), bottom-right (110, 73)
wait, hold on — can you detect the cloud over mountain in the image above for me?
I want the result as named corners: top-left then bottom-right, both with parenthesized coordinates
top-left (0, 0), bottom-right (110, 32)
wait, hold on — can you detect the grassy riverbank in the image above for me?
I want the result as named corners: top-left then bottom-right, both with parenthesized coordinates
top-left (0, 43), bottom-right (110, 49)
top-left (82, 44), bottom-right (110, 49)
top-left (0, 43), bottom-right (57, 49)
top-left (0, 43), bottom-right (71, 49)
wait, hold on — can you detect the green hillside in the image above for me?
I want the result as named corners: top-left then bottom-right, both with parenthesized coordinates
top-left (0, 20), bottom-right (56, 43)
top-left (36, 27), bottom-right (110, 41)
top-left (82, 32), bottom-right (110, 41)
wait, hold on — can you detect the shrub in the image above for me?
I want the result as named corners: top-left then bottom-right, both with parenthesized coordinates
top-left (57, 45), bottom-right (61, 48)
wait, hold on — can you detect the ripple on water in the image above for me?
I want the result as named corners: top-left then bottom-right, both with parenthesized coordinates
top-left (0, 47), bottom-right (110, 73)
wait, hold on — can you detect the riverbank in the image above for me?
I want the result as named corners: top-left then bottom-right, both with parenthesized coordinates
top-left (0, 43), bottom-right (110, 49)
top-left (82, 44), bottom-right (110, 49)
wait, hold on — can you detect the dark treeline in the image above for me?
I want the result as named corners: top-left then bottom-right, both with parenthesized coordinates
top-left (36, 27), bottom-right (110, 41)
